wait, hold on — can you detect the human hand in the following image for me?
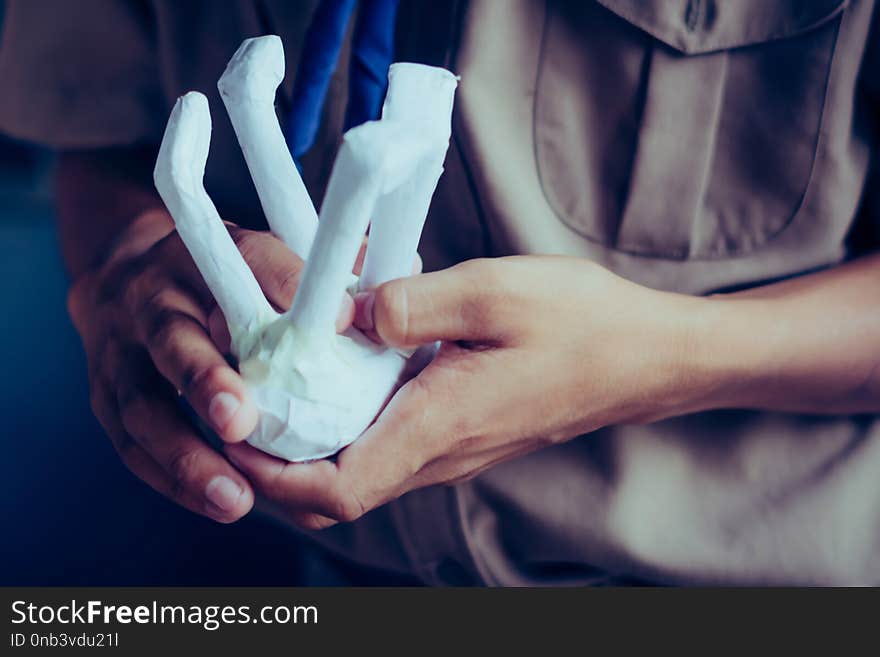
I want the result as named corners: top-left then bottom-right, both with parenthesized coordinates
top-left (68, 209), bottom-right (354, 522)
top-left (224, 255), bottom-right (710, 529)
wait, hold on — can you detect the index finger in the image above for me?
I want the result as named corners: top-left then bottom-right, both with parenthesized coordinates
top-left (131, 277), bottom-right (258, 442)
top-left (231, 226), bottom-right (356, 326)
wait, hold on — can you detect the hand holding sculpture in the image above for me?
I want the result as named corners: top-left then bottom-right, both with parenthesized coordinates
top-left (154, 36), bottom-right (458, 461)
top-left (63, 207), bottom-right (308, 523)
top-left (225, 255), bottom-right (713, 530)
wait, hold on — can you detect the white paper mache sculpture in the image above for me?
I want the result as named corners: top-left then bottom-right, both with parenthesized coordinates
top-left (153, 35), bottom-right (458, 462)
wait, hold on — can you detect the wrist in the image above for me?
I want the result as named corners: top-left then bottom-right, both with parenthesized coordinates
top-left (675, 293), bottom-right (774, 415)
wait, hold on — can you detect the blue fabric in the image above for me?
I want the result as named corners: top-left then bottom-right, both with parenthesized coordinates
top-left (345, 0), bottom-right (400, 131)
top-left (285, 0), bottom-right (357, 162)
top-left (285, 0), bottom-right (399, 165)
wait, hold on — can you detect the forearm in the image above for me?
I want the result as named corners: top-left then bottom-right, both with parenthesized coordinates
top-left (56, 146), bottom-right (171, 278)
top-left (690, 253), bottom-right (880, 415)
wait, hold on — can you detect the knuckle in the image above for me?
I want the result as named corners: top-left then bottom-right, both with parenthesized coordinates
top-left (224, 223), bottom-right (243, 241)
top-left (459, 294), bottom-right (493, 334)
top-left (458, 258), bottom-right (497, 288)
top-left (180, 363), bottom-right (227, 401)
top-left (327, 477), bottom-right (367, 523)
top-left (455, 260), bottom-right (501, 327)
top-left (167, 446), bottom-right (203, 492)
top-left (232, 229), bottom-right (266, 263)
top-left (144, 309), bottom-right (191, 359)
top-left (139, 289), bottom-right (186, 339)
top-left (374, 282), bottom-right (410, 346)
top-left (96, 252), bottom-right (147, 303)
top-left (332, 491), bottom-right (365, 523)
top-left (275, 265), bottom-right (304, 306)
top-left (121, 266), bottom-right (161, 317)
top-left (257, 461), bottom-right (288, 498)
top-left (153, 230), bottom-right (186, 258)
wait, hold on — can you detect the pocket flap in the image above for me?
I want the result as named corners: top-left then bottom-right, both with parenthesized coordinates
top-left (596, 0), bottom-right (847, 54)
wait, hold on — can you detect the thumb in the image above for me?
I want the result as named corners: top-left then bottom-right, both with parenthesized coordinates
top-left (353, 260), bottom-right (503, 348)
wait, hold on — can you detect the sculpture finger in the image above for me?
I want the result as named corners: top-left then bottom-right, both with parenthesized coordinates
top-left (285, 120), bottom-right (429, 342)
top-left (359, 64), bottom-right (459, 290)
top-left (218, 35), bottom-right (319, 258)
top-left (153, 92), bottom-right (274, 351)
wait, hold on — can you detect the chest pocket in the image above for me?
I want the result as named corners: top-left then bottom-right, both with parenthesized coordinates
top-left (535, 0), bottom-right (847, 259)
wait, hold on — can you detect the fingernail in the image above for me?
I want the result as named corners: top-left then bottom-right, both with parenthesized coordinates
top-left (205, 475), bottom-right (243, 514)
top-left (208, 392), bottom-right (240, 430)
top-left (353, 291), bottom-right (375, 331)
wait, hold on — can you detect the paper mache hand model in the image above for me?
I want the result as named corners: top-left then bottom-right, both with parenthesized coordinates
top-left (153, 35), bottom-right (458, 462)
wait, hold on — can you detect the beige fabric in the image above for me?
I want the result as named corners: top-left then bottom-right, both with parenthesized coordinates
top-left (2, 0), bottom-right (880, 584)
